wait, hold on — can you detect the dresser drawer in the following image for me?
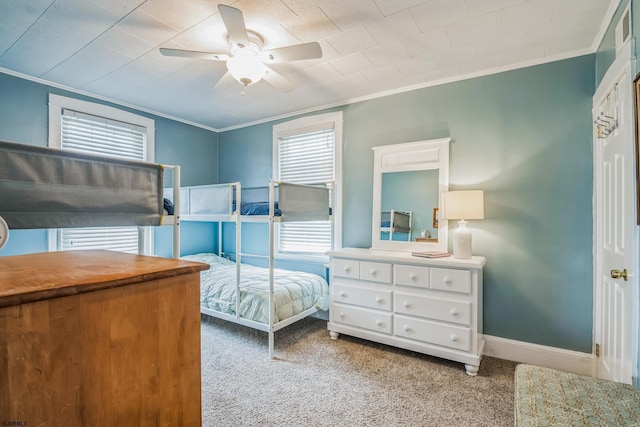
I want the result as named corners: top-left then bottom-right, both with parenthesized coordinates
top-left (332, 258), bottom-right (359, 279)
top-left (394, 292), bottom-right (471, 326)
top-left (430, 268), bottom-right (471, 294)
top-left (394, 315), bottom-right (471, 352)
top-left (332, 304), bottom-right (392, 334)
top-left (394, 264), bottom-right (429, 288)
top-left (333, 283), bottom-right (392, 311)
top-left (360, 261), bottom-right (391, 283)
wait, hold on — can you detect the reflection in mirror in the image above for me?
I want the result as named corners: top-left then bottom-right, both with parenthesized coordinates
top-left (371, 138), bottom-right (449, 252)
top-left (380, 170), bottom-right (439, 241)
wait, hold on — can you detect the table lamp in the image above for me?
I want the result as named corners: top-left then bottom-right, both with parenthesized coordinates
top-left (442, 191), bottom-right (484, 259)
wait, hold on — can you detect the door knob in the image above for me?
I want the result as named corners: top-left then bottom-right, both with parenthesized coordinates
top-left (611, 269), bottom-right (628, 281)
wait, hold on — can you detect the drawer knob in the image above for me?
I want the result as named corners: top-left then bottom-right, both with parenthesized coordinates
top-left (443, 276), bottom-right (453, 286)
top-left (450, 334), bottom-right (458, 343)
top-left (370, 269), bottom-right (377, 276)
top-left (403, 325), bottom-right (411, 332)
top-left (403, 301), bottom-right (411, 309)
top-left (339, 291), bottom-right (347, 298)
top-left (344, 266), bottom-right (351, 273)
top-left (339, 312), bottom-right (345, 318)
top-left (375, 297), bottom-right (383, 304)
top-left (409, 273), bottom-right (417, 281)
top-left (450, 308), bottom-right (459, 316)
top-left (376, 319), bottom-right (384, 327)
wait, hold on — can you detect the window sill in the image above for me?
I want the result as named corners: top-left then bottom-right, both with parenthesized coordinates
top-left (275, 252), bottom-right (329, 264)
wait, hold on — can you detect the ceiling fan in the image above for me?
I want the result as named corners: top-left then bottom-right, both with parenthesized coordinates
top-left (159, 4), bottom-right (322, 92)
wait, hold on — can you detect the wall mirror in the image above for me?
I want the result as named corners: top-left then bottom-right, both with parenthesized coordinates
top-left (371, 138), bottom-right (449, 252)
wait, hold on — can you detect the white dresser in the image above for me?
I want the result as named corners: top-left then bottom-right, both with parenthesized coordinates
top-left (327, 248), bottom-right (486, 375)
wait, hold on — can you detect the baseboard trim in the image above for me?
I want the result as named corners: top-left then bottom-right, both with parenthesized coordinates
top-left (484, 335), bottom-right (595, 376)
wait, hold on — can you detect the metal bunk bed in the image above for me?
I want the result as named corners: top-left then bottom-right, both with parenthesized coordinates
top-left (169, 180), bottom-right (333, 358)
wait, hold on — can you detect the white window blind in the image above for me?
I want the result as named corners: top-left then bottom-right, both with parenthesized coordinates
top-left (61, 109), bottom-right (146, 159)
top-left (277, 127), bottom-right (334, 254)
top-left (57, 108), bottom-right (147, 254)
top-left (59, 227), bottom-right (139, 253)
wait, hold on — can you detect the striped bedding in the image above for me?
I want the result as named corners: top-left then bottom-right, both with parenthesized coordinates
top-left (181, 253), bottom-right (329, 324)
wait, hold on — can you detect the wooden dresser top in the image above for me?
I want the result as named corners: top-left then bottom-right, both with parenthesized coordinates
top-left (0, 250), bottom-right (209, 308)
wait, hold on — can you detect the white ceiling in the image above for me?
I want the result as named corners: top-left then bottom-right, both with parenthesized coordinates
top-left (0, 0), bottom-right (617, 131)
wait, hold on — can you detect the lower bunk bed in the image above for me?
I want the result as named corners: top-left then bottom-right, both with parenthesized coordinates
top-left (182, 252), bottom-right (329, 358)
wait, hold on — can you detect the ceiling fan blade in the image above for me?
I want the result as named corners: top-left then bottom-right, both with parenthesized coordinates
top-left (218, 4), bottom-right (249, 49)
top-left (262, 66), bottom-right (296, 92)
top-left (159, 48), bottom-right (229, 61)
top-left (261, 42), bottom-right (322, 63)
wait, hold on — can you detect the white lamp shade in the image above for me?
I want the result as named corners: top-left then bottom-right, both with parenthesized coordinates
top-left (442, 190), bottom-right (484, 220)
top-left (226, 54), bottom-right (267, 86)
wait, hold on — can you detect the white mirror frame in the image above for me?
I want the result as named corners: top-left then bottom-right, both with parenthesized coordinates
top-left (371, 138), bottom-right (450, 252)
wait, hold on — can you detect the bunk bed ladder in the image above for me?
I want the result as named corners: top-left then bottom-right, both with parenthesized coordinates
top-left (235, 183), bottom-right (242, 326)
top-left (268, 180), bottom-right (276, 359)
top-left (171, 165), bottom-right (181, 258)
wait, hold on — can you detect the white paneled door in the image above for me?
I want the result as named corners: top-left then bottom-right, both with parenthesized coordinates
top-left (593, 42), bottom-right (637, 384)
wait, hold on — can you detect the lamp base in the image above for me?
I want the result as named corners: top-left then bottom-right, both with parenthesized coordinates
top-left (453, 220), bottom-right (472, 259)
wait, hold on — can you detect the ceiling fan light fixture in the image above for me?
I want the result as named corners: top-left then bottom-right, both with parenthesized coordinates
top-left (226, 51), bottom-right (267, 87)
top-left (159, 6), bottom-right (320, 92)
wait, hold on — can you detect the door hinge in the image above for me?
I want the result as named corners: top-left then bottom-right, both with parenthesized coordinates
top-left (596, 343), bottom-right (600, 357)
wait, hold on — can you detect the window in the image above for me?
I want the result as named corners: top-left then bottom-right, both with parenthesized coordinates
top-left (273, 111), bottom-right (342, 258)
top-left (48, 94), bottom-right (155, 254)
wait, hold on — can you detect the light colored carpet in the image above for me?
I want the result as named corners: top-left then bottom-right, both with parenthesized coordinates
top-left (200, 315), bottom-right (517, 427)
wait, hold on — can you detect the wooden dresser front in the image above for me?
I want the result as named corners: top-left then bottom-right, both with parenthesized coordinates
top-left (0, 250), bottom-right (209, 427)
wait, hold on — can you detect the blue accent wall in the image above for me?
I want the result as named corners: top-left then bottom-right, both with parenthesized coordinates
top-left (1, 230), bottom-right (49, 256)
top-left (218, 122), bottom-right (275, 187)
top-left (219, 56), bottom-right (595, 352)
top-left (0, 72), bottom-right (219, 256)
top-left (154, 222), bottom-right (217, 258)
top-left (0, 74), bottom-right (50, 147)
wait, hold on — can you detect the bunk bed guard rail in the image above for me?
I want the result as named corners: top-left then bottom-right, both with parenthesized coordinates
top-left (0, 140), bottom-right (165, 229)
top-left (277, 181), bottom-right (331, 221)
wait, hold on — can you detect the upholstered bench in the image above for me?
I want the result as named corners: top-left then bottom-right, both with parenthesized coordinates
top-left (514, 364), bottom-right (640, 426)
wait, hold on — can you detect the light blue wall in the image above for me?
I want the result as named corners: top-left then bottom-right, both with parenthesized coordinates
top-left (218, 122), bottom-right (277, 187)
top-left (0, 72), bottom-right (219, 257)
top-left (154, 222), bottom-right (217, 258)
top-left (220, 55), bottom-right (595, 352)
